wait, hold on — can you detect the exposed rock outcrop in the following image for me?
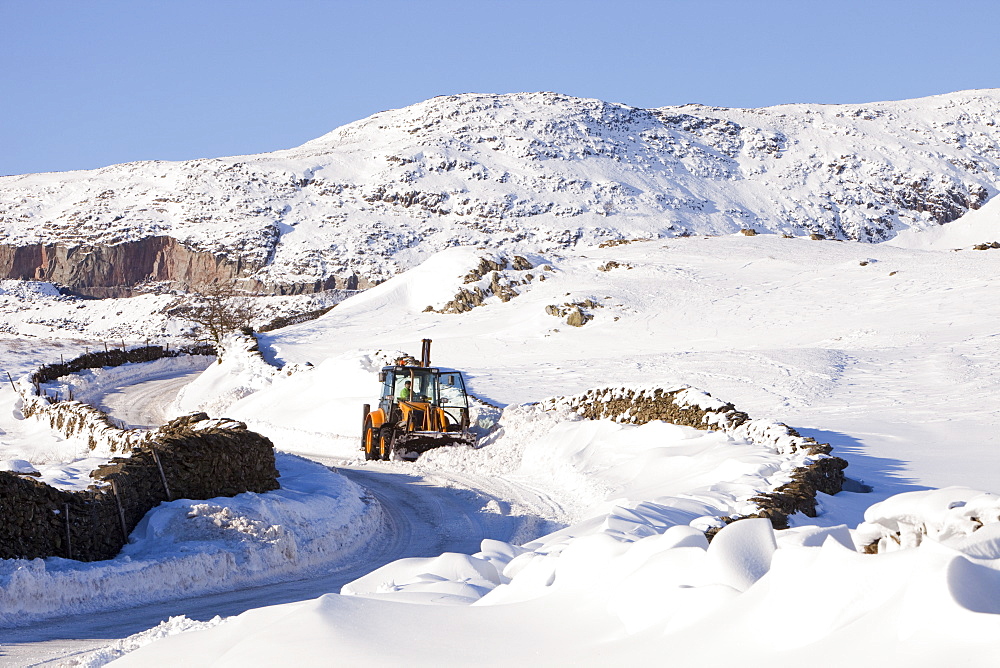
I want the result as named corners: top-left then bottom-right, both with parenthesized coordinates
top-left (428, 254), bottom-right (536, 314)
top-left (544, 298), bottom-right (602, 326)
top-left (0, 236), bottom-right (370, 297)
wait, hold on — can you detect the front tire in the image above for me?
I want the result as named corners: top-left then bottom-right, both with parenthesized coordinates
top-left (378, 426), bottom-right (394, 461)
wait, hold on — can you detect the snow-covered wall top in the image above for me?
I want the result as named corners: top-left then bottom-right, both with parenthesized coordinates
top-left (2, 89), bottom-right (1000, 287)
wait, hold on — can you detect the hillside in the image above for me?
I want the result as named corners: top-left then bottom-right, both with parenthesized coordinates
top-left (2, 90), bottom-right (1000, 295)
top-left (7, 231), bottom-right (998, 665)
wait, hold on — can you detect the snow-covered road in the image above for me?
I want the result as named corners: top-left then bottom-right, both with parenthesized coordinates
top-left (95, 370), bottom-right (203, 429)
top-left (334, 464), bottom-right (566, 561)
top-left (0, 456), bottom-right (568, 665)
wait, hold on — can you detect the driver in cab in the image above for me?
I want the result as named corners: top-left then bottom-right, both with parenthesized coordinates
top-left (398, 380), bottom-right (412, 401)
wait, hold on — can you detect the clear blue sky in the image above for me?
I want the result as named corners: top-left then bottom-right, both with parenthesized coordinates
top-left (2, 0), bottom-right (998, 176)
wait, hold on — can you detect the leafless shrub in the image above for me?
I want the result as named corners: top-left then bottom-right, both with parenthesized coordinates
top-left (168, 280), bottom-right (261, 349)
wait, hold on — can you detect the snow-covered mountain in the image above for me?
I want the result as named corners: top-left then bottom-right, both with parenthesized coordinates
top-left (2, 89), bottom-right (1000, 294)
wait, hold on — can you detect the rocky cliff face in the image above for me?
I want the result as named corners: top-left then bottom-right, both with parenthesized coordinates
top-left (2, 89), bottom-right (999, 295)
top-left (0, 236), bottom-right (369, 297)
top-left (0, 237), bottom-right (233, 297)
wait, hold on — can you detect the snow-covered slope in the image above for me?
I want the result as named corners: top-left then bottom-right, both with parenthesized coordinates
top-left (2, 90), bottom-right (1000, 289)
top-left (890, 185), bottom-right (1000, 249)
top-left (5, 228), bottom-right (1000, 664)
top-left (0, 278), bottom-right (346, 342)
top-left (242, 233), bottom-right (1000, 493)
top-left (52, 232), bottom-right (1000, 667)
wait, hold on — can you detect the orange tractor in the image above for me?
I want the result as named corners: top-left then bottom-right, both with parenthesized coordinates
top-left (362, 339), bottom-right (475, 460)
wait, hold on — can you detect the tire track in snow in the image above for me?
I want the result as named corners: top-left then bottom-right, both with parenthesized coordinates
top-left (332, 463), bottom-right (569, 558)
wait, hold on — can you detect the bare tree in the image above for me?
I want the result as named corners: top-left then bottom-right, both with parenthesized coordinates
top-left (168, 280), bottom-right (261, 350)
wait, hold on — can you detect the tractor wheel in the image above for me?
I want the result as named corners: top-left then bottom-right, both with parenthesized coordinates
top-left (363, 423), bottom-right (377, 461)
top-left (378, 427), bottom-right (394, 461)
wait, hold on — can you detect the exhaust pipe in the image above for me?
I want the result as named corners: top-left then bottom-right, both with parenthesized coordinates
top-left (421, 339), bottom-right (432, 367)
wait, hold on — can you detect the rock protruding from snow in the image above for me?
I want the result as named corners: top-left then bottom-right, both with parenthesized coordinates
top-left (855, 487), bottom-right (1000, 554)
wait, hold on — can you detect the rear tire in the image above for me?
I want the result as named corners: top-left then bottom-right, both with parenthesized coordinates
top-left (363, 422), bottom-right (377, 461)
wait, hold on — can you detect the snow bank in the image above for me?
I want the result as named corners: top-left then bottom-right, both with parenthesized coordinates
top-left (0, 454), bottom-right (381, 627)
top-left (856, 487), bottom-right (1000, 554)
top-left (69, 616), bottom-right (225, 668)
top-left (104, 501), bottom-right (1000, 666)
top-left (368, 399), bottom-right (826, 609)
top-left (173, 333), bottom-right (284, 417)
top-left (0, 458), bottom-right (37, 474)
top-left (224, 352), bottom-right (381, 440)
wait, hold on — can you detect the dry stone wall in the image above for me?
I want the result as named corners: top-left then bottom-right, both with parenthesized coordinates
top-left (543, 385), bottom-right (848, 531)
top-left (4, 343), bottom-right (280, 561)
top-left (21, 344), bottom-right (215, 453)
top-left (0, 414), bottom-right (279, 561)
top-left (30, 344), bottom-right (215, 387)
top-left (21, 397), bottom-right (152, 453)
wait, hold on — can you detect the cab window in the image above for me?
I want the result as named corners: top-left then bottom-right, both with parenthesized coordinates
top-left (439, 373), bottom-right (468, 408)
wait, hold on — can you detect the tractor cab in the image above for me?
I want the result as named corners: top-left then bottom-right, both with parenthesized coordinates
top-left (362, 340), bottom-right (476, 460)
top-left (380, 365), bottom-right (471, 427)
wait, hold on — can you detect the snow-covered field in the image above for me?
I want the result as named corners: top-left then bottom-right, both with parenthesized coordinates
top-left (2, 200), bottom-right (1000, 665)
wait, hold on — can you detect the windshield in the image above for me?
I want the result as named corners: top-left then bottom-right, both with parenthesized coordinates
top-left (390, 368), bottom-right (439, 404)
top-left (385, 368), bottom-right (469, 410)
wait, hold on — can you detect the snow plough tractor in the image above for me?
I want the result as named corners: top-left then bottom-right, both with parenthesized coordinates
top-left (362, 339), bottom-right (476, 460)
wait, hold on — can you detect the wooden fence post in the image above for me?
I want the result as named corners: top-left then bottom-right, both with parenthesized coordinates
top-left (151, 447), bottom-right (173, 501)
top-left (64, 503), bottom-right (73, 560)
top-left (110, 479), bottom-right (129, 543)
